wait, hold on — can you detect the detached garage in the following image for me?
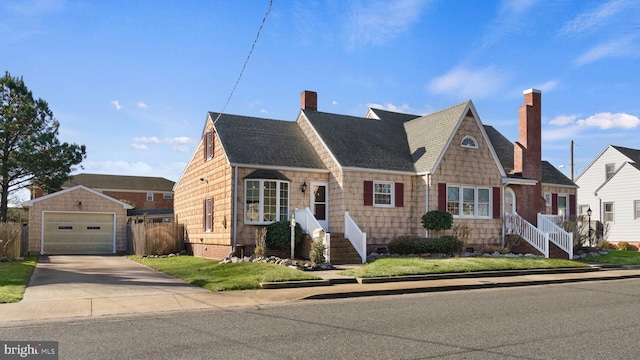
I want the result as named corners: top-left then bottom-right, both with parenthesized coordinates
top-left (23, 185), bottom-right (133, 255)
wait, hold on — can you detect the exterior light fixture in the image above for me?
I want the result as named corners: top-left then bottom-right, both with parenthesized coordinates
top-left (77, 201), bottom-right (82, 209)
top-left (301, 181), bottom-right (307, 193)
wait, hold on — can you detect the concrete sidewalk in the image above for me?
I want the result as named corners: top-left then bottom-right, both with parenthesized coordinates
top-left (3, 264), bottom-right (640, 324)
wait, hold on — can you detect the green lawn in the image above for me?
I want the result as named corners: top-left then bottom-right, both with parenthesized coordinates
top-left (130, 256), bottom-right (321, 291)
top-left (0, 256), bottom-right (38, 303)
top-left (341, 256), bottom-right (588, 278)
top-left (582, 250), bottom-right (640, 266)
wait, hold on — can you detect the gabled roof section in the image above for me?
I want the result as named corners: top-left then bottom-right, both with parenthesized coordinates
top-left (405, 100), bottom-right (478, 174)
top-left (595, 161), bottom-right (640, 195)
top-left (62, 173), bottom-right (175, 192)
top-left (302, 109), bottom-right (415, 172)
top-left (23, 185), bottom-right (134, 209)
top-left (211, 112), bottom-right (326, 170)
top-left (483, 125), bottom-right (514, 174)
top-left (367, 108), bottom-right (422, 122)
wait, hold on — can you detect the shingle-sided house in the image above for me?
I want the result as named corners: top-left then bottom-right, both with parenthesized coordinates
top-left (173, 89), bottom-right (577, 261)
top-left (576, 145), bottom-right (640, 245)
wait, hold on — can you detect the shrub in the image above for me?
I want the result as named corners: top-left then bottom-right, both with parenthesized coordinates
top-left (597, 240), bottom-right (611, 250)
top-left (617, 241), bottom-right (630, 250)
top-left (253, 227), bottom-right (267, 257)
top-left (387, 235), bottom-right (463, 255)
top-left (482, 244), bottom-right (510, 254)
top-left (265, 221), bottom-right (302, 250)
top-left (388, 235), bottom-right (427, 255)
top-left (308, 238), bottom-right (326, 264)
top-left (433, 235), bottom-right (464, 255)
top-left (421, 210), bottom-right (453, 232)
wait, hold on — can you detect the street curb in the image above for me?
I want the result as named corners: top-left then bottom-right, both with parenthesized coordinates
top-left (356, 266), bottom-right (600, 284)
top-left (303, 273), bottom-right (640, 300)
top-left (260, 280), bottom-right (331, 289)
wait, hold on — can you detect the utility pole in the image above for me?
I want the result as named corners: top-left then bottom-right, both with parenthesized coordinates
top-left (570, 140), bottom-right (574, 182)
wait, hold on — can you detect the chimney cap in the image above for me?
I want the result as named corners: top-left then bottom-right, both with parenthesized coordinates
top-left (523, 88), bottom-right (542, 94)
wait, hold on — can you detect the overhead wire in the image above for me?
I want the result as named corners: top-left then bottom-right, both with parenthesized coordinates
top-left (212, 0), bottom-right (273, 125)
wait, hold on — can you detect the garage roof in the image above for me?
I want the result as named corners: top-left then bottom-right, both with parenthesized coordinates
top-left (22, 185), bottom-right (134, 209)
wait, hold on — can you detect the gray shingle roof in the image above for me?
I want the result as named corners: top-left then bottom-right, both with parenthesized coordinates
top-left (541, 161), bottom-right (575, 186)
top-left (212, 112), bottom-right (326, 170)
top-left (404, 101), bottom-right (471, 173)
top-left (612, 145), bottom-right (640, 163)
top-left (302, 110), bottom-right (415, 172)
top-left (62, 173), bottom-right (175, 191)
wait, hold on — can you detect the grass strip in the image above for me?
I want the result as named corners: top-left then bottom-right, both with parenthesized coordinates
top-left (0, 256), bottom-right (38, 303)
top-left (582, 250), bottom-right (640, 266)
top-left (341, 256), bottom-right (587, 278)
top-left (130, 256), bottom-right (321, 291)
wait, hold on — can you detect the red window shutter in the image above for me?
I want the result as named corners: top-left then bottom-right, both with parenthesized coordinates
top-left (364, 181), bottom-right (373, 206)
top-left (438, 183), bottom-right (446, 211)
top-left (569, 194), bottom-right (576, 217)
top-left (203, 134), bottom-right (207, 162)
top-left (492, 187), bottom-right (501, 219)
top-left (394, 182), bottom-right (404, 207)
top-left (551, 193), bottom-right (558, 215)
top-left (210, 131), bottom-right (215, 158)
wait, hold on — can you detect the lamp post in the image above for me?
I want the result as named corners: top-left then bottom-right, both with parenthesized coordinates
top-left (587, 207), bottom-right (593, 247)
top-left (290, 212), bottom-right (296, 259)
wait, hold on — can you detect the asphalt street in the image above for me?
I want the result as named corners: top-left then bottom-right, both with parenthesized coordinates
top-left (2, 277), bottom-right (639, 359)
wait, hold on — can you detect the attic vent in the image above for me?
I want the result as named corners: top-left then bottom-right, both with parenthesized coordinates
top-left (461, 136), bottom-right (478, 149)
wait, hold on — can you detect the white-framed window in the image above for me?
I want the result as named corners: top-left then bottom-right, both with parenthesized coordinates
top-left (558, 194), bottom-right (569, 220)
top-left (163, 193), bottom-right (173, 199)
top-left (446, 185), bottom-right (491, 218)
top-left (544, 192), bottom-right (552, 206)
top-left (579, 205), bottom-right (590, 220)
top-left (603, 202), bottom-right (614, 222)
top-left (204, 198), bottom-right (213, 231)
top-left (244, 179), bottom-right (289, 224)
top-left (146, 192), bottom-right (153, 201)
top-left (605, 163), bottom-right (615, 180)
top-left (373, 181), bottom-right (394, 207)
top-left (461, 136), bottom-right (478, 149)
top-left (205, 131), bottom-right (214, 161)
top-left (635, 200), bottom-right (640, 220)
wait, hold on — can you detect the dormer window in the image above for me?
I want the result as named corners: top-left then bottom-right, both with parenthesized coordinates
top-left (461, 136), bottom-right (478, 149)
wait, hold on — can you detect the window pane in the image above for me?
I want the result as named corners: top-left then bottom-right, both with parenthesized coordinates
top-left (478, 188), bottom-right (489, 203)
top-left (279, 182), bottom-right (289, 221)
top-left (374, 182), bottom-right (392, 205)
top-left (636, 200), bottom-right (640, 219)
top-left (263, 181), bottom-right (277, 222)
top-left (314, 204), bottom-right (326, 221)
top-left (447, 186), bottom-right (459, 216)
top-left (478, 204), bottom-right (489, 217)
top-left (478, 189), bottom-right (490, 217)
top-left (604, 202), bottom-right (614, 222)
top-left (462, 188), bottom-right (475, 216)
top-left (245, 181), bottom-right (260, 222)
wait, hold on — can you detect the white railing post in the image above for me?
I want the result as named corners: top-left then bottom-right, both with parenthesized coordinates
top-left (344, 211), bottom-right (367, 263)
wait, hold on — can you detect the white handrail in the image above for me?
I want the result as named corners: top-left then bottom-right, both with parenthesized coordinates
top-left (294, 208), bottom-right (331, 263)
top-left (344, 211), bottom-right (366, 263)
top-left (504, 213), bottom-right (549, 258)
top-left (538, 214), bottom-right (573, 259)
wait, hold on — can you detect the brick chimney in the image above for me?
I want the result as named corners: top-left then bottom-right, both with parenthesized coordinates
top-left (300, 90), bottom-right (317, 111)
top-left (513, 88), bottom-right (544, 223)
top-left (514, 88), bottom-right (542, 181)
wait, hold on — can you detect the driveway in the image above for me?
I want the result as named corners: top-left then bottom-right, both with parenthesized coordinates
top-left (22, 255), bottom-right (209, 302)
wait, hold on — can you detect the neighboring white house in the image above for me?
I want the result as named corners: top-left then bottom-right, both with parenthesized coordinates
top-left (575, 145), bottom-right (640, 244)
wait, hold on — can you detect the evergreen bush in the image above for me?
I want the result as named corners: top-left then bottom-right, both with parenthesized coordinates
top-left (265, 221), bottom-right (302, 250)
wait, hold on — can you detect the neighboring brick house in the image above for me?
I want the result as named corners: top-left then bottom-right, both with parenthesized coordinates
top-left (173, 89), bottom-right (576, 261)
top-left (31, 173), bottom-right (175, 223)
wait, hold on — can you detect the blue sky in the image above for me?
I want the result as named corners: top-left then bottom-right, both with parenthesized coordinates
top-left (3, 0), bottom-right (640, 201)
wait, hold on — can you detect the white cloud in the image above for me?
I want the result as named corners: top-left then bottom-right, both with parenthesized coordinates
top-left (163, 137), bottom-right (192, 145)
top-left (549, 114), bottom-right (578, 126)
top-left (111, 100), bottom-right (122, 111)
top-left (130, 143), bottom-right (149, 150)
top-left (82, 160), bottom-right (154, 176)
top-left (577, 112), bottom-right (640, 129)
top-left (560, 0), bottom-right (632, 36)
top-left (332, 100), bottom-right (338, 105)
top-left (427, 66), bottom-right (507, 99)
top-left (535, 80), bottom-right (559, 93)
top-left (368, 102), bottom-right (413, 114)
top-left (260, 109), bottom-right (269, 114)
top-left (133, 136), bottom-right (160, 143)
top-left (137, 102), bottom-right (148, 109)
top-left (345, 0), bottom-right (428, 49)
top-left (575, 35), bottom-right (638, 65)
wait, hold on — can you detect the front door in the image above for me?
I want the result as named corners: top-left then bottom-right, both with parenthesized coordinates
top-left (311, 181), bottom-right (328, 231)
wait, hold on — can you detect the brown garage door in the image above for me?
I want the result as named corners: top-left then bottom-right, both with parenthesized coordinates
top-left (43, 212), bottom-right (115, 254)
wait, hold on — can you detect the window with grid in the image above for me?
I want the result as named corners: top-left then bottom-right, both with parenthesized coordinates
top-left (604, 202), bottom-right (614, 222)
top-left (373, 181), bottom-right (393, 207)
top-left (244, 179), bottom-right (290, 224)
top-left (447, 185), bottom-right (491, 218)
